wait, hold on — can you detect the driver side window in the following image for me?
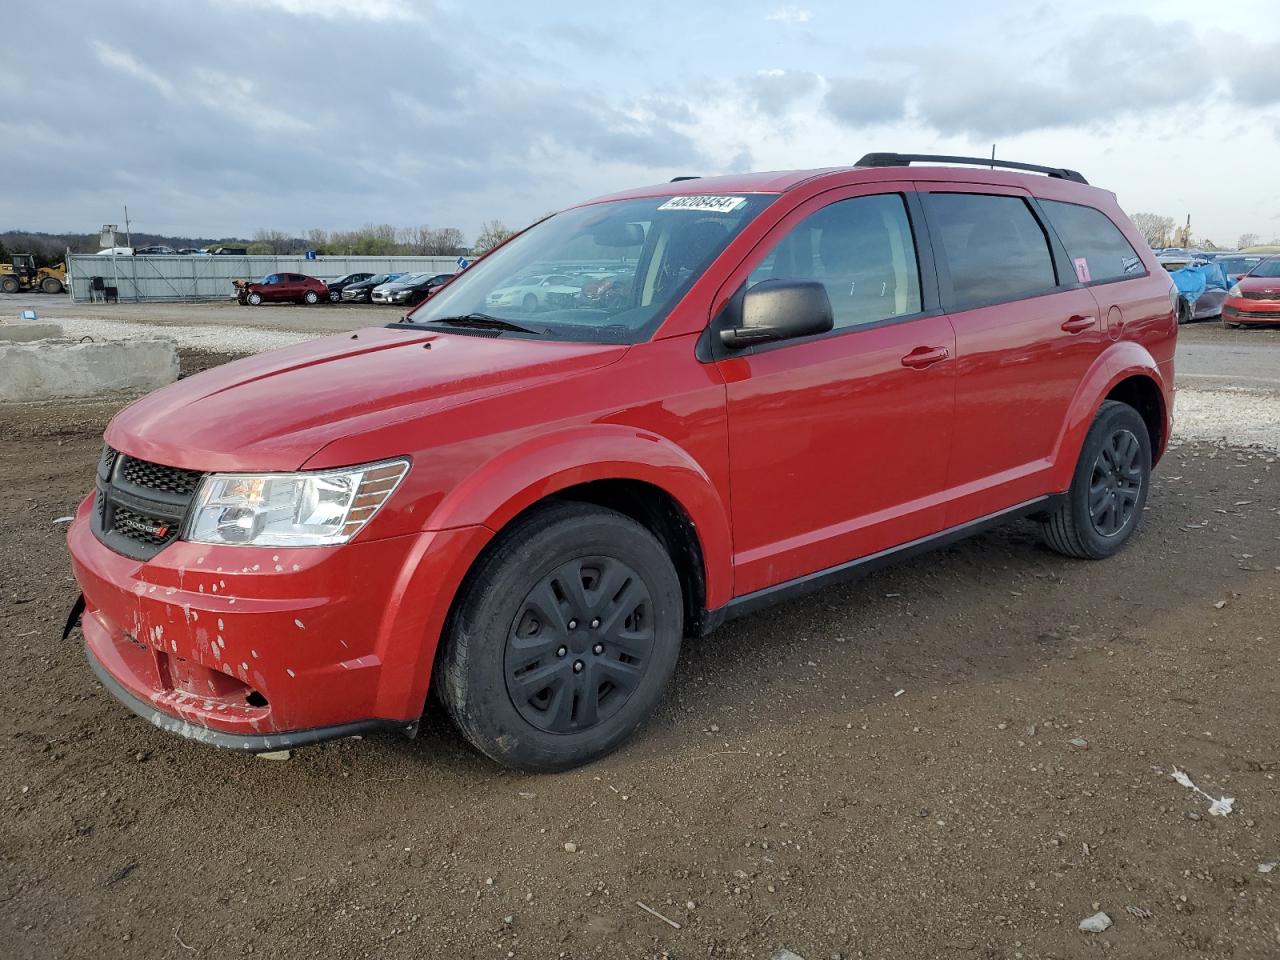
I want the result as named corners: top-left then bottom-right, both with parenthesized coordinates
top-left (748, 194), bottom-right (922, 330)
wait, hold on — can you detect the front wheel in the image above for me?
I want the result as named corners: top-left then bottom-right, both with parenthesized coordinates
top-left (329, 290), bottom-right (341, 302)
top-left (247, 292), bottom-right (262, 306)
top-left (436, 502), bottom-right (684, 772)
top-left (1040, 400), bottom-right (1152, 559)
top-left (1175, 297), bottom-right (1194, 326)
top-left (303, 290), bottom-right (319, 305)
top-left (41, 277), bottom-right (64, 294)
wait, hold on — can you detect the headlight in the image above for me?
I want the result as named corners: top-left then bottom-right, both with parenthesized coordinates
top-left (1228, 284), bottom-right (1242, 297)
top-left (185, 459), bottom-right (409, 547)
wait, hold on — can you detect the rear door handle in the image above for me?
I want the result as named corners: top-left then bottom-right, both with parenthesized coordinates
top-left (901, 346), bottom-right (950, 369)
top-left (1061, 314), bottom-right (1096, 333)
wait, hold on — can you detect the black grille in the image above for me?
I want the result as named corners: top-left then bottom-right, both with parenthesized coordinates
top-left (1242, 290), bottom-right (1280, 301)
top-left (92, 446), bottom-right (205, 561)
top-left (120, 457), bottom-right (203, 496)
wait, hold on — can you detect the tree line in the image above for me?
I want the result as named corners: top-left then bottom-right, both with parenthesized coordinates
top-left (0, 220), bottom-right (520, 266)
top-left (1127, 214), bottom-right (1279, 252)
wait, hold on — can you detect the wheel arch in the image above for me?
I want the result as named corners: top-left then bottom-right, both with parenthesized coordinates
top-left (1049, 343), bottom-right (1171, 490)
top-left (426, 425), bottom-right (734, 615)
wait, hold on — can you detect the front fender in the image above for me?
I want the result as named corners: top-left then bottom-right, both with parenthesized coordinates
top-left (425, 424), bottom-right (735, 609)
top-left (1048, 341), bottom-right (1171, 491)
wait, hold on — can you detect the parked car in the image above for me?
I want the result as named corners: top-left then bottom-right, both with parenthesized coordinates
top-left (134, 245), bottom-right (177, 256)
top-left (176, 248), bottom-right (211, 256)
top-left (1216, 254), bottom-right (1266, 284)
top-left (67, 152), bottom-right (1175, 772)
top-left (486, 273), bottom-right (583, 312)
top-left (235, 272), bottom-right (329, 306)
top-left (340, 273), bottom-right (404, 303)
top-left (1222, 255), bottom-right (1280, 327)
top-left (1159, 255), bottom-right (1227, 322)
top-left (371, 272), bottom-right (455, 306)
top-left (325, 272), bottom-right (374, 302)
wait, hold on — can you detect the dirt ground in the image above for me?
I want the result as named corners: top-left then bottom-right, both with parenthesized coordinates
top-left (3, 339), bottom-right (1280, 960)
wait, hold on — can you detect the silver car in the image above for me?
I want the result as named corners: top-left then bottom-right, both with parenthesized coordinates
top-left (1159, 255), bottom-right (1227, 322)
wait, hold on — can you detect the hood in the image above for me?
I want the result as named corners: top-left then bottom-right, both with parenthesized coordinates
top-left (1237, 276), bottom-right (1280, 295)
top-left (105, 327), bottom-right (627, 472)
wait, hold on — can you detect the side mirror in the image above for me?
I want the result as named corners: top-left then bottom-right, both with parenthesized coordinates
top-left (720, 279), bottom-right (834, 349)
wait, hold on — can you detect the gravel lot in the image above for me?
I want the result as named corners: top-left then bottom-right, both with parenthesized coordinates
top-left (2, 311), bottom-right (1278, 959)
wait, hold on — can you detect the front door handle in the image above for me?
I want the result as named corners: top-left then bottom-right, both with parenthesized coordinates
top-left (901, 346), bottom-right (950, 369)
top-left (1061, 314), bottom-right (1096, 333)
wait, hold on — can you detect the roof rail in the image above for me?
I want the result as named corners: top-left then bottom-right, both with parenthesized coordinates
top-left (855, 152), bottom-right (1088, 185)
top-left (669, 175), bottom-right (700, 182)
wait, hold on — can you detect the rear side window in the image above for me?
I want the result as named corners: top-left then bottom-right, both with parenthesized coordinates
top-left (1041, 200), bottom-right (1144, 283)
top-left (927, 193), bottom-right (1056, 310)
top-left (747, 193), bottom-right (922, 330)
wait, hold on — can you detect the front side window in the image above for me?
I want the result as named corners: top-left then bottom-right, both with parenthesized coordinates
top-left (406, 194), bottom-right (775, 343)
top-left (928, 193), bottom-right (1057, 309)
top-left (260, 274), bottom-right (279, 285)
top-left (1041, 199), bottom-right (1144, 283)
top-left (746, 193), bottom-right (922, 329)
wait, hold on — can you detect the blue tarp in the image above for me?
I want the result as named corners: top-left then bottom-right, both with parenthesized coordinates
top-left (1169, 262), bottom-right (1227, 305)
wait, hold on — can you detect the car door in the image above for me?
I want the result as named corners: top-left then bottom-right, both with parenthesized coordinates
top-left (715, 185), bottom-right (958, 596)
top-left (259, 274), bottom-right (282, 302)
top-left (918, 186), bottom-right (1106, 524)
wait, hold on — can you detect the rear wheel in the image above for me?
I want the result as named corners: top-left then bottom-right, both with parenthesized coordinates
top-left (0, 277), bottom-right (19, 294)
top-left (40, 276), bottom-right (64, 294)
top-left (1175, 297), bottom-right (1193, 325)
top-left (436, 502), bottom-right (683, 772)
top-left (303, 290), bottom-right (319, 305)
top-left (1040, 400), bottom-right (1151, 560)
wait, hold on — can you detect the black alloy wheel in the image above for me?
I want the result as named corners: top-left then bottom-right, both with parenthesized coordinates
top-left (1087, 427), bottom-right (1143, 538)
top-left (505, 555), bottom-right (655, 733)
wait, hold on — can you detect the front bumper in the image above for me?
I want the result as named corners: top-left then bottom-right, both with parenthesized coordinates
top-left (67, 496), bottom-right (492, 750)
top-left (1223, 297), bottom-right (1280, 324)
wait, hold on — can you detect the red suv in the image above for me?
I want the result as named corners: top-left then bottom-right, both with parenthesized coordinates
top-left (236, 272), bottom-right (329, 306)
top-left (67, 153), bottom-right (1176, 771)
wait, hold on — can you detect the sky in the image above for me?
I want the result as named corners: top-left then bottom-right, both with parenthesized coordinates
top-left (3, 0), bottom-right (1279, 246)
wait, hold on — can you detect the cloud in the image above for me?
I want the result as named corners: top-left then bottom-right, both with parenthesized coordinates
top-left (223, 0), bottom-right (426, 21)
top-left (764, 5), bottom-right (811, 24)
top-left (91, 41), bottom-right (174, 97)
top-left (823, 76), bottom-right (907, 128)
top-left (746, 69), bottom-right (820, 116)
top-left (1221, 39), bottom-right (1280, 106)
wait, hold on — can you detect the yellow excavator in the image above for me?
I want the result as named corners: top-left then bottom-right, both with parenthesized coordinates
top-left (0, 254), bottom-right (67, 294)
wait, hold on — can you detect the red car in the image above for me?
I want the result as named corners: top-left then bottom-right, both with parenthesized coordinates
top-left (67, 153), bottom-right (1176, 771)
top-left (1221, 256), bottom-right (1280, 327)
top-left (236, 272), bottom-right (329, 306)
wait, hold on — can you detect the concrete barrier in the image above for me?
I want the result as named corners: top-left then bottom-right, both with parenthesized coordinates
top-left (0, 337), bottom-right (179, 401)
top-left (0, 322), bottom-right (64, 342)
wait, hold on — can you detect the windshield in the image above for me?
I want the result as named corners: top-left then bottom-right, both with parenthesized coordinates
top-left (1219, 257), bottom-right (1261, 275)
top-left (405, 194), bottom-right (775, 342)
top-left (1248, 257), bottom-right (1280, 278)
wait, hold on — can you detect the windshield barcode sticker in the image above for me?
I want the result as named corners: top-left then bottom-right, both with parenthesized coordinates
top-left (657, 195), bottom-right (747, 213)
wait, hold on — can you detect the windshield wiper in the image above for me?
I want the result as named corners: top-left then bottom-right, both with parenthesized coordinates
top-left (428, 313), bottom-right (545, 335)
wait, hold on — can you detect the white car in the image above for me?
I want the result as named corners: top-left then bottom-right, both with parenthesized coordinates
top-left (486, 273), bottom-right (582, 312)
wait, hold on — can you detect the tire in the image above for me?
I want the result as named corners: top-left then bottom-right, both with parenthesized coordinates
top-left (247, 292), bottom-right (262, 306)
top-left (522, 293), bottom-right (538, 312)
top-left (436, 502), bottom-right (684, 772)
top-left (41, 277), bottom-right (64, 294)
top-left (304, 290), bottom-right (319, 305)
top-left (0, 277), bottom-right (19, 294)
top-left (1175, 297), bottom-right (1193, 326)
top-left (329, 290), bottom-right (340, 302)
top-left (1040, 400), bottom-right (1152, 560)
top-left (1222, 318), bottom-right (1240, 329)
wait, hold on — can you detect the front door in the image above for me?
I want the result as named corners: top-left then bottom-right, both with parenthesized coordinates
top-left (715, 186), bottom-right (958, 596)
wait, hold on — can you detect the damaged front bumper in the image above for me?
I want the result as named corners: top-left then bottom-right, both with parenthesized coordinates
top-left (65, 493), bottom-right (491, 752)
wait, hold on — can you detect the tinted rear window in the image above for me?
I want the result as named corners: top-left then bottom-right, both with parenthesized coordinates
top-left (928, 193), bottom-right (1056, 309)
top-left (1041, 200), bottom-right (1144, 283)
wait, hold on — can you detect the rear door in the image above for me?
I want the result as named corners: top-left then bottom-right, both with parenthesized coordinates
top-left (716, 184), bottom-right (958, 595)
top-left (919, 186), bottom-right (1104, 524)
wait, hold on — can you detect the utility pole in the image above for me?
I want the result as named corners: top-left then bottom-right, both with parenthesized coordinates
top-left (123, 206), bottom-right (132, 249)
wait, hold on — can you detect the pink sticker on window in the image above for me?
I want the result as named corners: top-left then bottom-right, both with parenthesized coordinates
top-left (1073, 257), bottom-right (1091, 283)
